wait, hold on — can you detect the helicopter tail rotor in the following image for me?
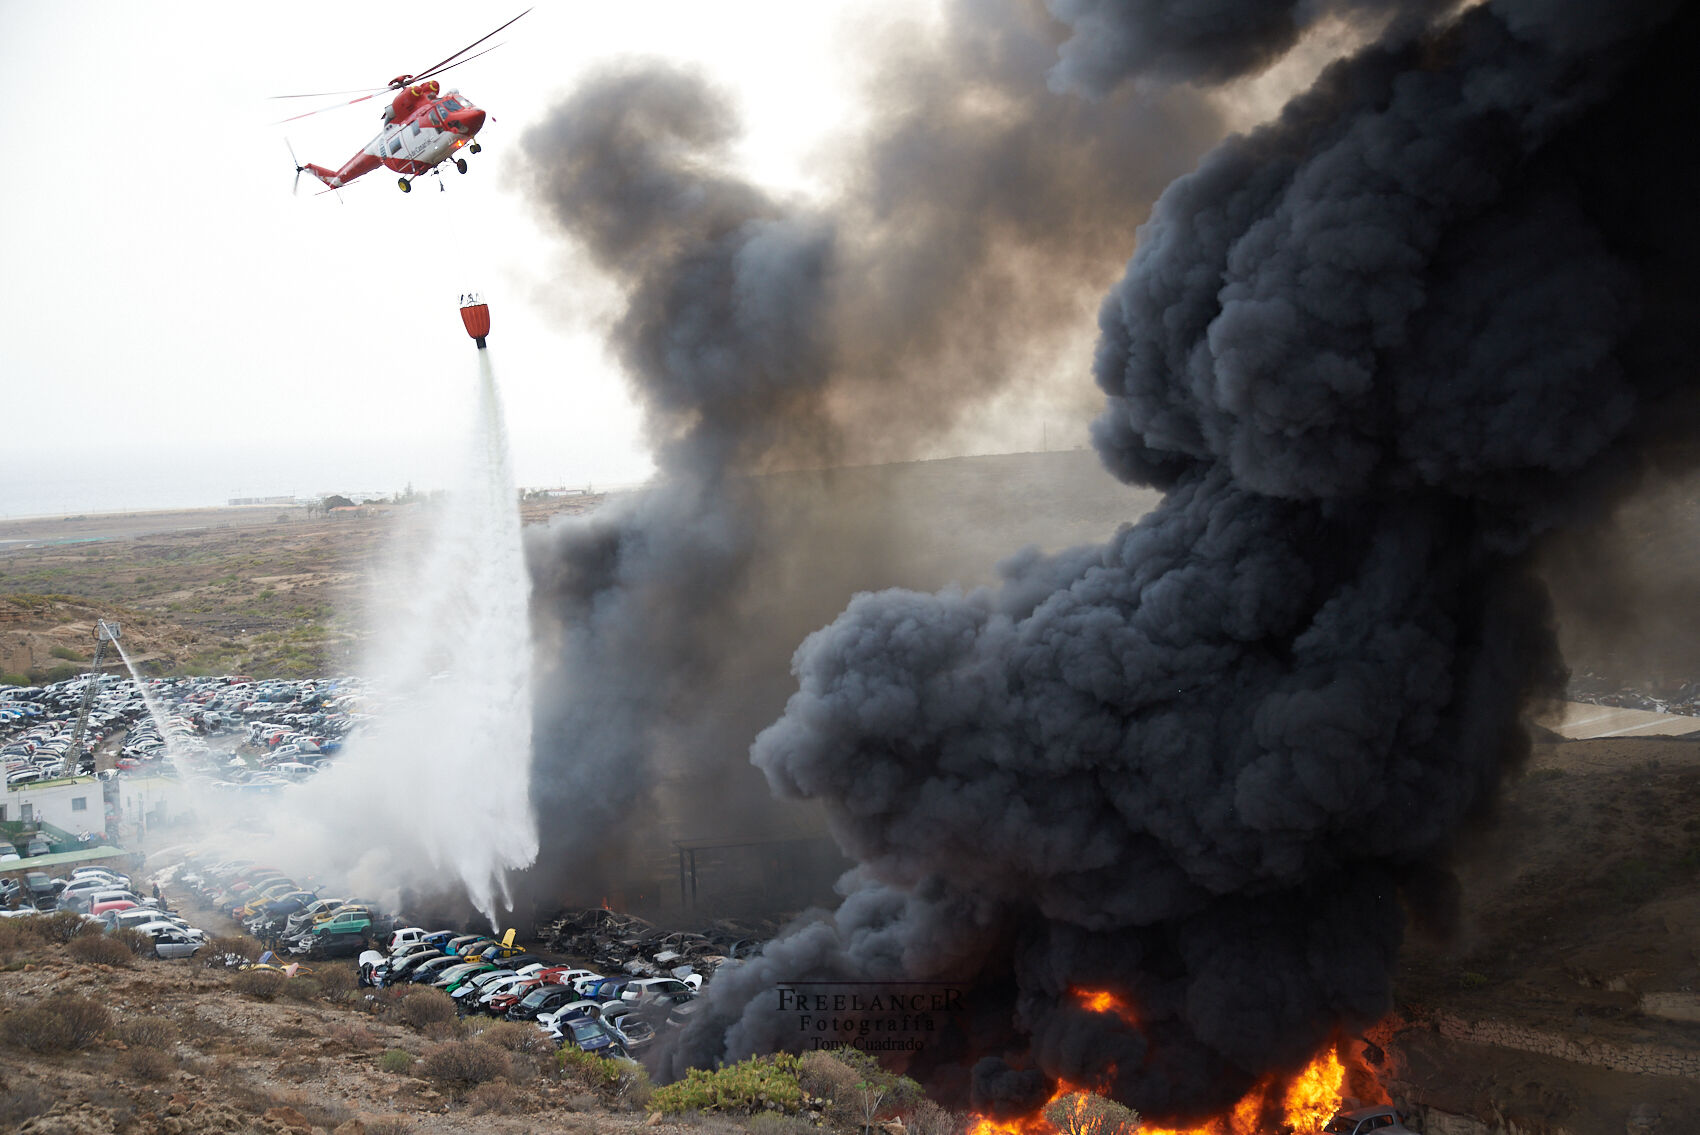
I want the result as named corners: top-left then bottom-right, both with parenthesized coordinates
top-left (286, 139), bottom-right (306, 197)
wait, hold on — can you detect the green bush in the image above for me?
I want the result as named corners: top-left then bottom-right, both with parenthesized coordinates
top-left (379, 1049), bottom-right (416, 1074)
top-left (648, 1053), bottom-right (803, 1116)
top-left (559, 1045), bottom-right (625, 1090)
top-left (419, 1039), bottom-right (508, 1088)
top-left (280, 977), bottom-right (322, 1002)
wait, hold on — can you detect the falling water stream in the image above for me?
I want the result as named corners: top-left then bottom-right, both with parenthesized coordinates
top-left (263, 350), bottom-right (538, 928)
top-left (108, 633), bottom-right (188, 771)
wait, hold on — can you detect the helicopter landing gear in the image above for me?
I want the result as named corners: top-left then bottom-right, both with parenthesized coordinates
top-left (398, 177), bottom-right (412, 193)
top-left (455, 158), bottom-right (468, 174)
top-left (469, 143), bottom-right (481, 154)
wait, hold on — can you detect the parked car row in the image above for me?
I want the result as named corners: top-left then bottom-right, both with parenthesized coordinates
top-left (177, 852), bottom-right (395, 960)
top-left (0, 865), bottom-right (208, 959)
top-left (362, 928), bottom-right (678, 1058)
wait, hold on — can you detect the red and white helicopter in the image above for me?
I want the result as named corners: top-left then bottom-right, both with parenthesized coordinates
top-left (277, 10), bottom-right (528, 195)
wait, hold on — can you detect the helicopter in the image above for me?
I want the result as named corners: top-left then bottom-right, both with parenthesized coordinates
top-left (276, 9), bottom-right (529, 195)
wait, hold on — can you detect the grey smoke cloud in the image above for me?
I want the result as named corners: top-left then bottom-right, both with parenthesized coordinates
top-left (664, 0), bottom-right (1700, 1123)
top-left (513, 0), bottom-right (1221, 899)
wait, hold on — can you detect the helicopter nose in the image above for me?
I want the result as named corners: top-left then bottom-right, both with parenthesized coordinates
top-left (454, 108), bottom-right (486, 135)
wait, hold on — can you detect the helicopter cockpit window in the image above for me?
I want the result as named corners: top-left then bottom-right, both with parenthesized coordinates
top-left (441, 98), bottom-right (463, 112)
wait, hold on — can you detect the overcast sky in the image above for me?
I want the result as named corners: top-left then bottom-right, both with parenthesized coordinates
top-left (0, 1), bottom-right (892, 515)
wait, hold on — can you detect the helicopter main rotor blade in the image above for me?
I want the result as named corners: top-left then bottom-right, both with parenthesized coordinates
top-left (407, 8), bottom-right (529, 86)
top-left (268, 86), bottom-right (386, 100)
top-left (273, 91), bottom-right (384, 125)
top-left (409, 43), bottom-right (505, 86)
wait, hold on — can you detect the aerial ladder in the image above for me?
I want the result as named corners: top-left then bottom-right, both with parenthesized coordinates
top-left (64, 620), bottom-right (119, 778)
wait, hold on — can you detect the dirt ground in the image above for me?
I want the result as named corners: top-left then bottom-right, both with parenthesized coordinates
top-left (1385, 735), bottom-right (1700, 1132)
top-left (0, 497), bottom-right (596, 681)
top-left (6, 467), bottom-right (1700, 1131)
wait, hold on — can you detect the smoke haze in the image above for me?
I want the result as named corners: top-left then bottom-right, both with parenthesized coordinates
top-left (647, 0), bottom-right (1700, 1124)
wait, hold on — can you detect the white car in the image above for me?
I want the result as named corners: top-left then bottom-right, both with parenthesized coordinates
top-left (387, 926), bottom-right (429, 954)
top-left (569, 972), bottom-right (607, 996)
top-left (535, 1000), bottom-right (602, 1032)
top-left (132, 919), bottom-right (207, 943)
top-left (621, 977), bottom-right (696, 1006)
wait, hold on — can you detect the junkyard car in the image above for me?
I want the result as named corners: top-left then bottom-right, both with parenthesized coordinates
top-left (1324, 1106), bottom-right (1415, 1134)
top-left (560, 1016), bottom-right (627, 1058)
top-left (152, 929), bottom-right (202, 960)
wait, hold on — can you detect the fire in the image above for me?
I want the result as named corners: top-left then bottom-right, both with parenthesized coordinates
top-left (1073, 986), bottom-right (1138, 1023)
top-left (968, 1046), bottom-right (1348, 1135)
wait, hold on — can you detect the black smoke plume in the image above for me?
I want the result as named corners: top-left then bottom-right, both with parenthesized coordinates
top-left (513, 0), bottom-right (1221, 900)
top-left (665, 0), bottom-right (1700, 1123)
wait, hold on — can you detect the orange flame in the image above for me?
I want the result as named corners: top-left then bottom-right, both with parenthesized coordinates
top-left (967, 1045), bottom-right (1349, 1135)
top-left (1073, 986), bottom-right (1138, 1023)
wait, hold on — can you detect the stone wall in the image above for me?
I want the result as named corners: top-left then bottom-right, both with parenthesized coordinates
top-left (1434, 1013), bottom-right (1700, 1079)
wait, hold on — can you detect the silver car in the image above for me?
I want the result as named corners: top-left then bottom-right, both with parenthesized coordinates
top-left (151, 928), bottom-right (202, 960)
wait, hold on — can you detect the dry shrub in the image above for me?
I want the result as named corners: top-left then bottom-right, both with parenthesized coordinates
top-left (476, 1020), bottom-right (554, 1055)
top-left (120, 1044), bottom-right (179, 1081)
top-left (4, 992), bottom-right (112, 1052)
top-left (273, 1091), bottom-right (353, 1129)
top-left (120, 1015), bottom-right (179, 1049)
top-left (112, 926), bottom-right (152, 955)
top-left (29, 911), bottom-right (91, 944)
top-left (0, 1079), bottom-right (52, 1126)
top-left (232, 968), bottom-right (286, 1000)
top-left (745, 1116), bottom-right (818, 1135)
top-left (328, 1022), bottom-right (380, 1051)
top-left (395, 987), bottom-right (457, 1030)
top-left (0, 918), bottom-right (35, 955)
top-left (279, 977), bottom-right (322, 1002)
top-left (209, 935), bottom-right (260, 960)
top-left (364, 1117), bottom-right (412, 1135)
top-left (68, 933), bottom-right (134, 967)
top-left (909, 1099), bottom-right (969, 1135)
top-left (466, 1080), bottom-right (521, 1115)
top-left (798, 1049), bottom-right (859, 1102)
top-left (419, 1039), bottom-right (509, 1088)
top-left (616, 1058), bottom-right (654, 1109)
top-left (424, 1016), bottom-right (467, 1041)
top-left (316, 964), bottom-right (356, 1003)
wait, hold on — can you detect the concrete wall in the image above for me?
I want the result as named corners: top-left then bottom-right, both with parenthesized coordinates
top-left (0, 777), bottom-right (103, 837)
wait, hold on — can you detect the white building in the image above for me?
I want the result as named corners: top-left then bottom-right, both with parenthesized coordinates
top-left (1, 776), bottom-right (103, 836)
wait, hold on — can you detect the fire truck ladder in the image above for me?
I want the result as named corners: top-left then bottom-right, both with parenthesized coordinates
top-left (65, 620), bottom-right (120, 777)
